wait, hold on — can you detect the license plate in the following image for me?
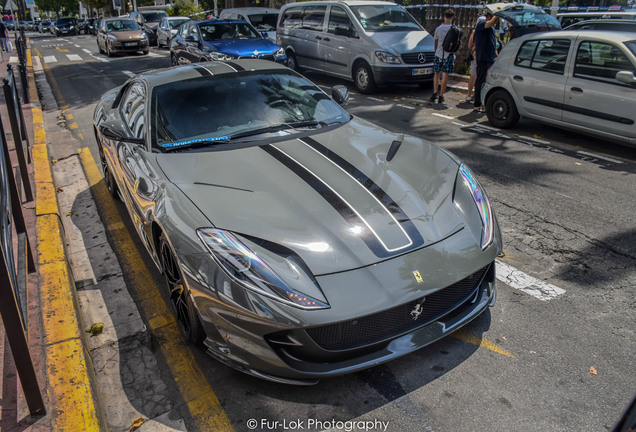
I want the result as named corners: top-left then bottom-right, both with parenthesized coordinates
top-left (412, 67), bottom-right (432, 76)
top-left (124, 42), bottom-right (137, 47)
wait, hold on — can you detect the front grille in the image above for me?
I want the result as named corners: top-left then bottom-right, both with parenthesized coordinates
top-left (238, 54), bottom-right (275, 62)
top-left (401, 52), bottom-right (435, 65)
top-left (306, 265), bottom-right (490, 351)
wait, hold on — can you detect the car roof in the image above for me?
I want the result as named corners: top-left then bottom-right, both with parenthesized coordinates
top-left (103, 17), bottom-right (136, 22)
top-left (520, 29), bottom-right (636, 42)
top-left (191, 19), bottom-right (250, 25)
top-left (220, 7), bottom-right (279, 13)
top-left (282, 0), bottom-right (404, 7)
top-left (486, 2), bottom-right (545, 13)
top-left (166, 16), bottom-right (190, 20)
top-left (135, 60), bottom-right (290, 88)
top-left (565, 19), bottom-right (636, 27)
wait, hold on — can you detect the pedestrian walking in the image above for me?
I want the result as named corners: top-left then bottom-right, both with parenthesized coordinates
top-left (473, 10), bottom-right (499, 113)
top-left (0, 21), bottom-right (8, 52)
top-left (465, 24), bottom-right (480, 103)
top-left (429, 8), bottom-right (457, 104)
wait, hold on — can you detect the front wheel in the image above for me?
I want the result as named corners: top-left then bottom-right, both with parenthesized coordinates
top-left (159, 233), bottom-right (206, 344)
top-left (486, 89), bottom-right (520, 129)
top-left (286, 52), bottom-right (298, 71)
top-left (353, 62), bottom-right (377, 94)
top-left (171, 53), bottom-right (179, 66)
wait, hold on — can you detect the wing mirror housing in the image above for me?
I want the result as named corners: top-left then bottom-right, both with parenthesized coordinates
top-left (616, 71), bottom-right (636, 87)
top-left (99, 121), bottom-right (145, 145)
top-left (331, 85), bottom-right (349, 106)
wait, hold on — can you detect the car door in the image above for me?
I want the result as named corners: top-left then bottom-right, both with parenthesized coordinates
top-left (97, 19), bottom-right (107, 51)
top-left (562, 38), bottom-right (636, 140)
top-left (507, 37), bottom-right (570, 120)
top-left (185, 24), bottom-right (204, 62)
top-left (173, 24), bottom-right (191, 63)
top-left (320, 5), bottom-right (359, 79)
top-left (116, 81), bottom-right (159, 243)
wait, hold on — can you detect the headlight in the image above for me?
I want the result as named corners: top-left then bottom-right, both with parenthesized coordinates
top-left (141, 33), bottom-right (148, 39)
top-left (108, 34), bottom-right (118, 42)
top-left (70, 25), bottom-right (75, 29)
top-left (274, 47), bottom-right (285, 59)
top-left (458, 163), bottom-right (493, 249)
top-left (206, 51), bottom-right (236, 61)
top-left (197, 229), bottom-right (329, 310)
top-left (375, 51), bottom-right (401, 64)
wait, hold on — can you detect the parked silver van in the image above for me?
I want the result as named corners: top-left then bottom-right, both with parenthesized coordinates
top-left (277, 0), bottom-right (435, 93)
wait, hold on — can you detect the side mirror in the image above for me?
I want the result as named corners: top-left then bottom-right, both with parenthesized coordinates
top-left (99, 121), bottom-right (145, 145)
top-left (616, 71), bottom-right (636, 86)
top-left (331, 85), bottom-right (349, 106)
top-left (185, 35), bottom-right (195, 42)
top-left (261, 30), bottom-right (268, 38)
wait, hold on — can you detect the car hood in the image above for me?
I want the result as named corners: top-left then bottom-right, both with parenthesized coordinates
top-left (203, 38), bottom-right (281, 55)
top-left (157, 119), bottom-right (465, 275)
top-left (367, 30), bottom-right (434, 54)
top-left (111, 30), bottom-right (146, 40)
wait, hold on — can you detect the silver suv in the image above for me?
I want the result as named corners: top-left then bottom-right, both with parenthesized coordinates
top-left (277, 0), bottom-right (434, 94)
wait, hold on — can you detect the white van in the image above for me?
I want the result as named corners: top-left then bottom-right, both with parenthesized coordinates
top-left (277, 0), bottom-right (435, 94)
top-left (557, 11), bottom-right (636, 28)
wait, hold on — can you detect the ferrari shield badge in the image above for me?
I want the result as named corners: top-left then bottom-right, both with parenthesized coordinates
top-left (412, 270), bottom-right (423, 284)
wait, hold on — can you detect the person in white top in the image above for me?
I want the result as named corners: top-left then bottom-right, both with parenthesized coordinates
top-left (429, 8), bottom-right (456, 104)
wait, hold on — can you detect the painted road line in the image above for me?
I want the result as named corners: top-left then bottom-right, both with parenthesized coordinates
top-left (576, 151), bottom-right (624, 164)
top-left (517, 135), bottom-right (551, 145)
top-left (398, 104), bottom-right (416, 110)
top-left (368, 97), bottom-right (385, 102)
top-left (43, 55), bottom-right (57, 63)
top-left (496, 260), bottom-right (566, 301)
top-left (122, 70), bottom-right (135, 77)
top-left (67, 54), bottom-right (83, 61)
top-left (79, 148), bottom-right (235, 432)
top-left (73, 43), bottom-right (81, 48)
top-left (148, 52), bottom-right (163, 57)
top-left (452, 328), bottom-right (515, 358)
top-left (432, 113), bottom-right (455, 120)
top-left (82, 48), bottom-right (92, 54)
top-left (35, 48), bottom-right (69, 111)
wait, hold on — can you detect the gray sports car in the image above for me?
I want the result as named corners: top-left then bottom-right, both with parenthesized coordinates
top-left (93, 60), bottom-right (502, 385)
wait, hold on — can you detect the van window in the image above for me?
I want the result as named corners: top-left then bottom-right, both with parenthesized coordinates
top-left (302, 5), bottom-right (326, 31)
top-left (280, 7), bottom-right (303, 29)
top-left (328, 6), bottom-right (357, 37)
top-left (350, 4), bottom-right (421, 32)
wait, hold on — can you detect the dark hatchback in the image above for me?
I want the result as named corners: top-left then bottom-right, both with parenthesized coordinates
top-left (53, 17), bottom-right (79, 36)
top-left (169, 19), bottom-right (286, 65)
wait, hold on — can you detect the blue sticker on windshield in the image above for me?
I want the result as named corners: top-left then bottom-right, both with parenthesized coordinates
top-left (161, 136), bottom-right (229, 148)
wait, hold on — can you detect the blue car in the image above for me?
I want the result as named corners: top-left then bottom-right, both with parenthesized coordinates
top-left (170, 19), bottom-right (286, 65)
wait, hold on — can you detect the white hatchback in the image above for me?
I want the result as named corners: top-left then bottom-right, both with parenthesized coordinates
top-left (482, 30), bottom-right (636, 147)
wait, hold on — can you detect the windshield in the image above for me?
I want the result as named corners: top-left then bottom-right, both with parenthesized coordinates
top-left (169, 18), bottom-right (189, 29)
top-left (248, 13), bottom-right (278, 31)
top-left (152, 71), bottom-right (349, 150)
top-left (350, 5), bottom-right (422, 32)
top-left (107, 20), bottom-right (140, 31)
top-left (57, 18), bottom-right (75, 25)
top-left (500, 8), bottom-right (561, 31)
top-left (200, 22), bottom-right (261, 41)
top-left (142, 12), bottom-right (168, 23)
top-left (626, 40), bottom-right (636, 57)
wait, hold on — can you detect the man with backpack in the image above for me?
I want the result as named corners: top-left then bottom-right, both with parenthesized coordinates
top-left (429, 9), bottom-right (462, 104)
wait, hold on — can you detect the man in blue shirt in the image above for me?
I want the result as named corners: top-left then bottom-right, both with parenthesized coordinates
top-left (473, 10), bottom-right (499, 112)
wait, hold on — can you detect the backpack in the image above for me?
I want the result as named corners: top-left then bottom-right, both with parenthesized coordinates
top-left (443, 25), bottom-right (464, 53)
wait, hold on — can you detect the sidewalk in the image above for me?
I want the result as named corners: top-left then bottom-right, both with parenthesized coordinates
top-left (0, 34), bottom-right (105, 432)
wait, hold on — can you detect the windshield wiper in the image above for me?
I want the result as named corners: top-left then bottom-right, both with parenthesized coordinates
top-left (161, 121), bottom-right (329, 151)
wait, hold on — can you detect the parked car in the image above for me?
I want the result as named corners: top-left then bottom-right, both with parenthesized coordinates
top-left (129, 9), bottom-right (169, 46)
top-left (557, 10), bottom-right (636, 29)
top-left (482, 30), bottom-right (636, 146)
top-left (78, 17), bottom-right (97, 35)
top-left (96, 17), bottom-right (149, 56)
top-left (564, 19), bottom-right (636, 32)
top-left (277, 0), bottom-right (435, 94)
top-left (219, 7), bottom-right (279, 41)
top-left (156, 16), bottom-right (190, 48)
top-left (38, 20), bottom-right (52, 34)
top-left (93, 59), bottom-right (501, 384)
top-left (5, 20), bottom-right (15, 31)
top-left (53, 17), bottom-right (78, 36)
top-left (486, 2), bottom-right (561, 40)
top-left (170, 20), bottom-right (286, 65)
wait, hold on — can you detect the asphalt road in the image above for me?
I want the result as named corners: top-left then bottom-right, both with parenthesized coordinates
top-left (28, 31), bottom-right (636, 432)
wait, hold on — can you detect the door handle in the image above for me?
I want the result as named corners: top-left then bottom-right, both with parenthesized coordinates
top-left (315, 35), bottom-right (322, 40)
top-left (323, 37), bottom-right (330, 42)
top-left (571, 87), bottom-right (583, 93)
top-left (513, 75), bottom-right (523, 81)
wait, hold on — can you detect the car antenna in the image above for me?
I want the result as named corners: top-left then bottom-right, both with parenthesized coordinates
top-left (386, 134), bottom-right (404, 162)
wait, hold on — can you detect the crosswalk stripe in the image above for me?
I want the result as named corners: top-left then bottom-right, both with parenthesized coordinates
top-left (43, 55), bottom-right (57, 63)
top-left (67, 54), bottom-right (82, 61)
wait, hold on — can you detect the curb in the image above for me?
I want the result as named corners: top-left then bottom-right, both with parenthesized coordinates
top-left (27, 44), bottom-right (106, 431)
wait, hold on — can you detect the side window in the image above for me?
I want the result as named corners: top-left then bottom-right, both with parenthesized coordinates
top-left (328, 6), bottom-right (357, 37)
top-left (280, 7), bottom-right (303, 29)
top-left (574, 41), bottom-right (636, 84)
top-left (302, 6), bottom-right (326, 31)
top-left (514, 39), bottom-right (570, 74)
top-left (120, 82), bottom-right (146, 139)
top-left (190, 25), bottom-right (200, 40)
top-left (180, 24), bottom-right (189, 37)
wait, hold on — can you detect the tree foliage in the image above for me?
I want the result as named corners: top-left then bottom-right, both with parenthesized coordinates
top-left (170, 0), bottom-right (203, 17)
top-left (35, 0), bottom-right (79, 15)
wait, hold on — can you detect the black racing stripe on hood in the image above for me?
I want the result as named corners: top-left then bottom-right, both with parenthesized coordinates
top-left (193, 65), bottom-right (212, 76)
top-left (262, 144), bottom-right (398, 258)
top-left (301, 136), bottom-right (424, 248)
top-left (223, 61), bottom-right (246, 71)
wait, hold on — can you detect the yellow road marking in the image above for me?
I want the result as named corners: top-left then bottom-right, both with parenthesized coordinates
top-left (78, 148), bottom-right (235, 432)
top-left (55, 46), bottom-right (70, 53)
top-left (33, 47), bottom-right (69, 111)
top-left (32, 104), bottom-right (104, 429)
top-left (452, 328), bottom-right (515, 358)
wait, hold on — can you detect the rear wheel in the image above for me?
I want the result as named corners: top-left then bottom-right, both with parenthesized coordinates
top-left (106, 43), bottom-right (114, 57)
top-left (286, 51), bottom-right (298, 71)
top-left (353, 61), bottom-right (377, 94)
top-left (96, 133), bottom-right (119, 199)
top-left (97, 41), bottom-right (104, 54)
top-left (171, 53), bottom-right (179, 66)
top-left (486, 89), bottom-right (520, 129)
top-left (159, 233), bottom-right (205, 344)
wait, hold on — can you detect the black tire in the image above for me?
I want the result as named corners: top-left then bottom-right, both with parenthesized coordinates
top-left (159, 233), bottom-right (206, 344)
top-left (106, 43), bottom-right (114, 57)
top-left (142, 50), bottom-right (149, 55)
top-left (96, 135), bottom-right (119, 199)
top-left (486, 89), bottom-right (520, 129)
top-left (353, 61), bottom-right (377, 94)
top-left (97, 41), bottom-right (104, 54)
top-left (286, 51), bottom-right (298, 71)
top-left (171, 53), bottom-right (179, 66)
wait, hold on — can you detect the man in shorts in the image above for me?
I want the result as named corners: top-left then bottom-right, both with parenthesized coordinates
top-left (429, 8), bottom-right (456, 104)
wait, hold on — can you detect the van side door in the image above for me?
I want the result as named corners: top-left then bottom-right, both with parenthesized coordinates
top-left (320, 5), bottom-right (359, 79)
